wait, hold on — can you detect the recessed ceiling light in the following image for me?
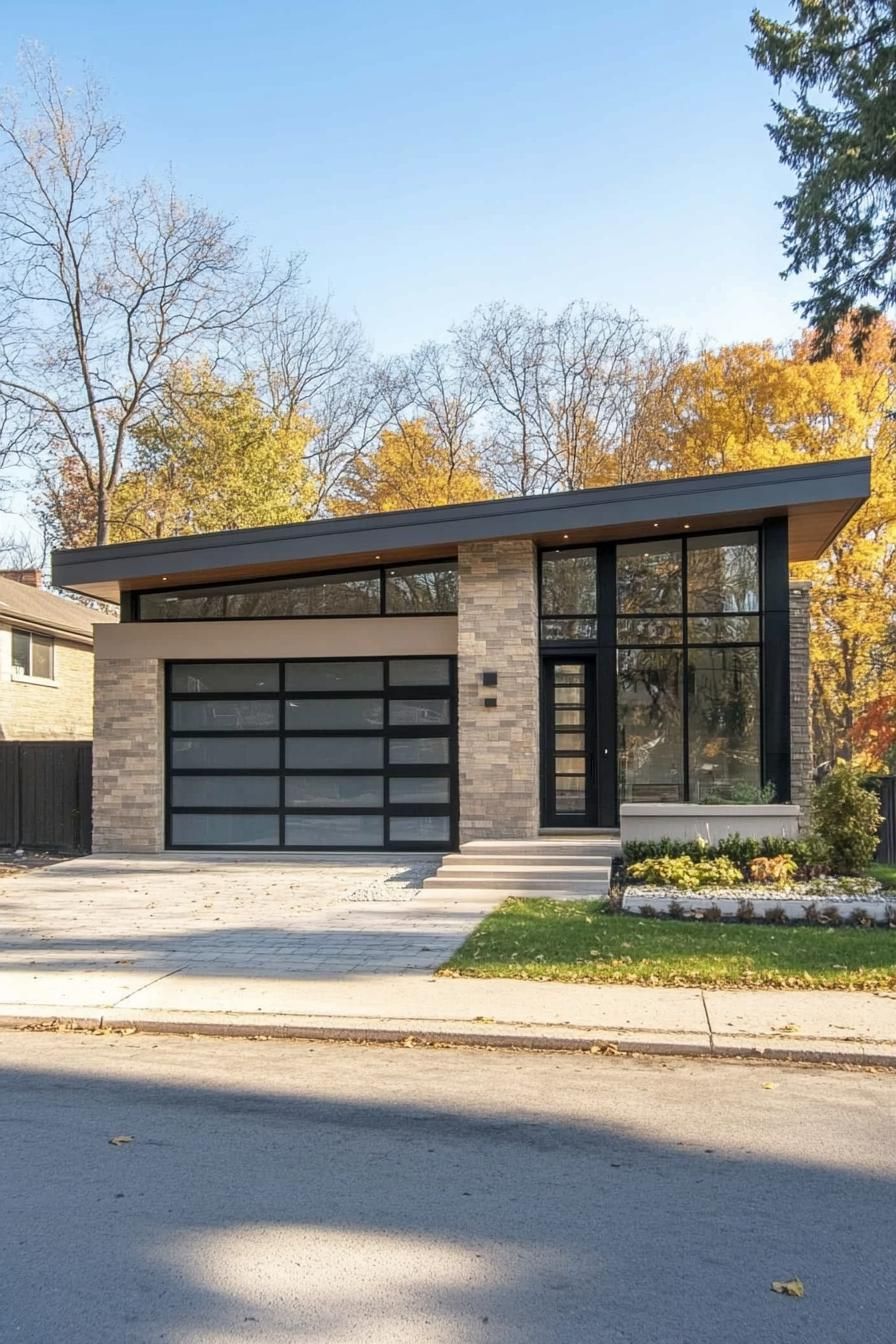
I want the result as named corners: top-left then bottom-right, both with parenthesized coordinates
top-left (375, 554), bottom-right (381, 560)
top-left (161, 576), bottom-right (167, 582)
top-left (563, 534), bottom-right (569, 539)
top-left (653, 523), bottom-right (659, 529)
top-left (683, 524), bottom-right (690, 530)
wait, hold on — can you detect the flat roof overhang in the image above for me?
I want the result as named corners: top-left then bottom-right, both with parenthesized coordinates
top-left (52, 457), bottom-right (872, 603)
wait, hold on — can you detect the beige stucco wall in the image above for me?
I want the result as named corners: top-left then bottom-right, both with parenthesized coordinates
top-left (0, 623), bottom-right (95, 740)
top-left (457, 540), bottom-right (540, 841)
top-left (93, 616), bottom-right (457, 662)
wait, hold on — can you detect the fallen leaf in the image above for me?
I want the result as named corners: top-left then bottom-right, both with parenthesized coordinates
top-left (771, 1279), bottom-right (804, 1298)
top-left (762, 1083), bottom-right (778, 1090)
top-left (108, 1135), bottom-right (133, 1146)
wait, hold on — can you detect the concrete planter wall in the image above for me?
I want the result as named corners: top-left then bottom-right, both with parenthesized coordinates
top-left (620, 803), bottom-right (801, 845)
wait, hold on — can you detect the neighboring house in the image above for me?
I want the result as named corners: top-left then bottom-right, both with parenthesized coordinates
top-left (51, 457), bottom-right (871, 855)
top-left (0, 570), bottom-right (115, 741)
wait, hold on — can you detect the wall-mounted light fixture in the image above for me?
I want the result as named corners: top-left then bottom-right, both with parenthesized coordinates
top-left (483, 696), bottom-right (498, 708)
top-left (482, 671), bottom-right (498, 687)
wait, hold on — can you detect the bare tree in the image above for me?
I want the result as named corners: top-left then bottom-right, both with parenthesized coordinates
top-left (0, 49), bottom-right (294, 545)
top-left (455, 301), bottom-right (684, 495)
top-left (238, 279), bottom-right (389, 515)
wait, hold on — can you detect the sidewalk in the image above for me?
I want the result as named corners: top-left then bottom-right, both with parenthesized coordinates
top-left (4, 963), bottom-right (896, 1065)
top-left (3, 853), bottom-right (896, 1065)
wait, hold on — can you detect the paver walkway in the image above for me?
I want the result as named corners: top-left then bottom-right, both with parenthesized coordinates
top-left (4, 854), bottom-right (896, 1066)
top-left (0, 853), bottom-right (500, 994)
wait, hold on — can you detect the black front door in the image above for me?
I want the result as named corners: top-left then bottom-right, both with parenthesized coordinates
top-left (541, 657), bottom-right (598, 827)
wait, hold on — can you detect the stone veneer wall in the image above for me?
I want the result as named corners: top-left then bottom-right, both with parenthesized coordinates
top-left (93, 658), bottom-right (164, 852)
top-left (789, 581), bottom-right (813, 810)
top-left (457, 540), bottom-right (540, 841)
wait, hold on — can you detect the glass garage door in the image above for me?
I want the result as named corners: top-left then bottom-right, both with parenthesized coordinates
top-left (166, 658), bottom-right (456, 850)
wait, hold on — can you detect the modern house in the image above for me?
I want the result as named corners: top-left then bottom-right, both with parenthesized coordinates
top-left (0, 570), bottom-right (114, 741)
top-left (51, 457), bottom-right (871, 855)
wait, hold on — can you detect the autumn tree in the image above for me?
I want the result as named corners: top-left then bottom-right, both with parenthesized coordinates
top-left (455, 302), bottom-right (681, 495)
top-left (651, 321), bottom-right (896, 768)
top-left (0, 49), bottom-right (292, 545)
top-left (333, 418), bottom-right (490, 515)
top-left (750, 1), bottom-right (896, 355)
top-left (43, 363), bottom-right (318, 546)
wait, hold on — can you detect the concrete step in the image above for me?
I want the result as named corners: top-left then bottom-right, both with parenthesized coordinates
top-left (434, 862), bottom-right (610, 879)
top-left (459, 840), bottom-right (621, 858)
top-left (424, 872), bottom-right (609, 893)
top-left (423, 884), bottom-right (609, 901)
top-left (443, 852), bottom-right (613, 869)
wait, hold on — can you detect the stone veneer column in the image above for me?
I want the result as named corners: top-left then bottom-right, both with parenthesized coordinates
top-left (457, 540), bottom-right (540, 841)
top-left (789, 582), bottom-right (813, 811)
top-left (92, 658), bottom-right (165, 852)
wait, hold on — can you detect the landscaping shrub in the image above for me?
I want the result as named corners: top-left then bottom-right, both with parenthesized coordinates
top-left (748, 854), bottom-right (798, 885)
top-left (622, 834), bottom-right (824, 879)
top-left (701, 781), bottom-right (776, 805)
top-left (810, 763), bottom-right (883, 875)
top-left (764, 904), bottom-right (787, 924)
top-left (735, 898), bottom-right (755, 923)
top-left (627, 855), bottom-right (743, 890)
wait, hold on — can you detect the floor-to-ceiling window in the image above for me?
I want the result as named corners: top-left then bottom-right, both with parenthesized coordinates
top-left (540, 529), bottom-right (764, 812)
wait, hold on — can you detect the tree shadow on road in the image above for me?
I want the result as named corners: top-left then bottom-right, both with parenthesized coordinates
top-left (2, 1035), bottom-right (893, 1343)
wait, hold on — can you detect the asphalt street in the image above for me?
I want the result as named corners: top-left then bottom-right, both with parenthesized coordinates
top-left (2, 1031), bottom-right (894, 1343)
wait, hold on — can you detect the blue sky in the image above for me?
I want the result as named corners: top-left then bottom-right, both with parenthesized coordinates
top-left (1, 0), bottom-right (799, 355)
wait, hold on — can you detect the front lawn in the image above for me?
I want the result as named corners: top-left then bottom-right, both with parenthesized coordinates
top-left (441, 898), bottom-right (896, 990)
top-left (871, 863), bottom-right (896, 890)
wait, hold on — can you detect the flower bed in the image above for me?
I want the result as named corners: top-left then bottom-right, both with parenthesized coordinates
top-left (621, 877), bottom-right (893, 925)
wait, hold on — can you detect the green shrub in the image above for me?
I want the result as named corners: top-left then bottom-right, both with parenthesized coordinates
top-left (627, 855), bottom-right (743, 890)
top-left (810, 763), bottom-right (883, 875)
top-left (622, 833), bottom-right (824, 878)
top-left (701, 781), bottom-right (777, 805)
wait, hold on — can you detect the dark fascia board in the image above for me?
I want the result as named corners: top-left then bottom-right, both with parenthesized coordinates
top-left (52, 456), bottom-right (871, 598)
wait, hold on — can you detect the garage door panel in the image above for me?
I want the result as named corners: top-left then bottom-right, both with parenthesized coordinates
top-left (167, 657), bottom-right (456, 851)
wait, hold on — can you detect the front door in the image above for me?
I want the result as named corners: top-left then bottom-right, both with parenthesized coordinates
top-left (541, 657), bottom-right (598, 827)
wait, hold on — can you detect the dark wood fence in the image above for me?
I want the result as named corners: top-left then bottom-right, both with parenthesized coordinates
top-left (875, 776), bottom-right (896, 866)
top-left (0, 741), bottom-right (92, 853)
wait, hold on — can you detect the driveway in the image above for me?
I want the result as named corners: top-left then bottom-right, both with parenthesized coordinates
top-left (0, 853), bottom-right (500, 1010)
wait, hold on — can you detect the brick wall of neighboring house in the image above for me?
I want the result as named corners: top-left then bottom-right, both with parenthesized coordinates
top-left (457, 539), bottom-right (540, 841)
top-left (789, 581), bottom-right (813, 811)
top-left (92, 658), bottom-right (164, 852)
top-left (0, 623), bottom-right (95, 740)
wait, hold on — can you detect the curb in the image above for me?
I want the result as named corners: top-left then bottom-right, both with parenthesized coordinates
top-left (2, 1009), bottom-right (894, 1067)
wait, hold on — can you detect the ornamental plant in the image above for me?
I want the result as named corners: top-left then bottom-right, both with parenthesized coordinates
top-left (748, 854), bottom-right (798, 886)
top-left (627, 855), bottom-right (743, 890)
top-left (810, 763), bottom-right (883, 875)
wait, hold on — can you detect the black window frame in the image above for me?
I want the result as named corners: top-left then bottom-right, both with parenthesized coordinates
top-left (537, 521), bottom-right (790, 813)
top-left (133, 559), bottom-right (459, 622)
top-left (165, 656), bottom-right (458, 851)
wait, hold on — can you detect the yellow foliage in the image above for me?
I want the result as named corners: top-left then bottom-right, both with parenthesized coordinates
top-left (651, 320), bottom-right (896, 769)
top-left (333, 418), bottom-right (490, 515)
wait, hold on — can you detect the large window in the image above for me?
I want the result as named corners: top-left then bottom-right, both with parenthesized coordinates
top-left (11, 629), bottom-right (54, 681)
top-left (616, 531), bottom-right (761, 803)
top-left (539, 530), bottom-right (765, 805)
top-left (139, 561), bottom-right (458, 621)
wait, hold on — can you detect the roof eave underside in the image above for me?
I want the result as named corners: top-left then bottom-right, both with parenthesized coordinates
top-left (51, 457), bottom-right (872, 603)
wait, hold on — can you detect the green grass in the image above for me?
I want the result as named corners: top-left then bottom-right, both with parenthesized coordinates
top-left (871, 863), bottom-right (896, 890)
top-left (441, 898), bottom-right (896, 990)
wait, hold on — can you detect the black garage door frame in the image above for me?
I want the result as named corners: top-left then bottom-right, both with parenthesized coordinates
top-left (165, 656), bottom-right (458, 851)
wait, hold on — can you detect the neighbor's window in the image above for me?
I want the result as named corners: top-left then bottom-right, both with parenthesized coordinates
top-left (11, 630), bottom-right (54, 680)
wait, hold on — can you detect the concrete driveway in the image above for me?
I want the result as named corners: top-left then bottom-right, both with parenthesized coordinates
top-left (0, 853), bottom-right (500, 1010)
